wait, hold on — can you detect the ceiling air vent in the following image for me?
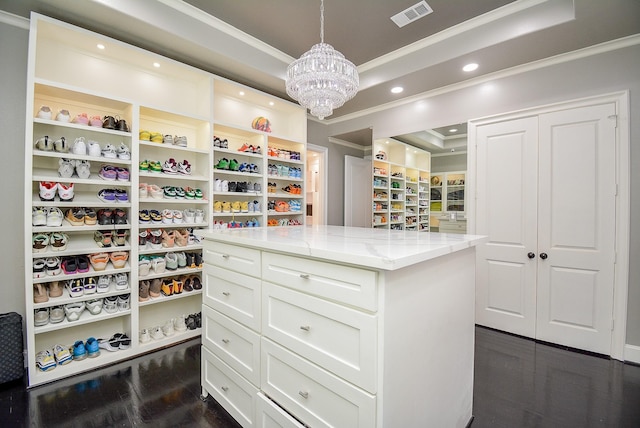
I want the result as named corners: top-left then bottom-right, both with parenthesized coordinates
top-left (391, 1), bottom-right (433, 28)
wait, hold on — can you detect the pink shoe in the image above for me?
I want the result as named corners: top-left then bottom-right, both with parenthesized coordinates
top-left (89, 115), bottom-right (102, 127)
top-left (72, 113), bottom-right (89, 125)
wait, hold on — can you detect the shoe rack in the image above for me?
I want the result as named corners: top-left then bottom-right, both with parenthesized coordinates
top-left (372, 138), bottom-right (431, 231)
top-left (24, 14), bottom-right (306, 387)
top-left (212, 79), bottom-right (307, 228)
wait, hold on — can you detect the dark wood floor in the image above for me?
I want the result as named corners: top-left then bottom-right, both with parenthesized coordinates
top-left (1, 326), bottom-right (639, 427)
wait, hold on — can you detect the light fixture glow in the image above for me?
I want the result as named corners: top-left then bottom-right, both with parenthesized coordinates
top-left (391, 86), bottom-right (404, 94)
top-left (285, 0), bottom-right (359, 120)
top-left (153, 62), bottom-right (160, 68)
top-left (449, 128), bottom-right (458, 133)
top-left (463, 63), bottom-right (478, 72)
top-left (239, 91), bottom-right (245, 96)
top-left (97, 44), bottom-right (105, 50)
top-left (269, 101), bottom-right (275, 106)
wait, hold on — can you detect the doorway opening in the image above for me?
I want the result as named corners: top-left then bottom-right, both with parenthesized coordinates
top-left (306, 144), bottom-right (327, 225)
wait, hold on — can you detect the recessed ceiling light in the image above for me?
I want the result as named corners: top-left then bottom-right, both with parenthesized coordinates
top-left (153, 62), bottom-right (160, 68)
top-left (463, 63), bottom-right (478, 72)
top-left (96, 44), bottom-right (105, 50)
top-left (449, 128), bottom-right (458, 133)
top-left (269, 101), bottom-right (274, 106)
top-left (391, 86), bottom-right (404, 94)
top-left (239, 91), bottom-right (245, 96)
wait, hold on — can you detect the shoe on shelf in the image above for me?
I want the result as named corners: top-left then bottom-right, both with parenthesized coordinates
top-left (52, 344), bottom-right (72, 365)
top-left (162, 158), bottom-right (177, 174)
top-left (117, 142), bottom-right (131, 160)
top-left (65, 302), bottom-right (85, 322)
top-left (89, 115), bottom-right (102, 127)
top-left (85, 298), bottom-right (102, 315)
top-left (87, 140), bottom-right (102, 157)
top-left (150, 326), bottom-right (164, 340)
top-left (75, 160), bottom-right (91, 179)
top-left (139, 329), bottom-right (151, 343)
top-left (37, 105), bottom-right (52, 120)
top-left (174, 315), bottom-right (187, 332)
top-left (57, 183), bottom-right (74, 202)
top-left (139, 280), bottom-right (150, 302)
top-left (174, 135), bottom-right (187, 147)
top-left (149, 278), bottom-right (162, 298)
top-left (101, 144), bottom-right (117, 159)
top-left (72, 113), bottom-right (89, 125)
top-left (34, 307), bottom-right (49, 326)
top-left (49, 281), bottom-right (63, 298)
top-left (58, 158), bottom-right (75, 178)
top-left (163, 135), bottom-right (173, 145)
top-left (162, 319), bottom-right (175, 337)
top-left (139, 130), bottom-right (151, 141)
top-left (214, 158), bottom-right (229, 170)
top-left (39, 181), bottom-right (58, 201)
top-left (151, 255), bottom-right (166, 274)
top-left (178, 160), bottom-right (191, 175)
top-left (71, 340), bottom-right (87, 360)
top-left (35, 349), bottom-right (56, 372)
top-left (54, 137), bottom-right (69, 153)
top-left (72, 137), bottom-right (87, 155)
top-left (115, 272), bottom-right (128, 290)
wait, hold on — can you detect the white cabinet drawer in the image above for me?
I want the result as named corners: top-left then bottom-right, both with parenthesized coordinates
top-left (204, 241), bottom-right (261, 276)
top-left (262, 252), bottom-right (378, 311)
top-left (202, 305), bottom-right (261, 387)
top-left (204, 265), bottom-right (261, 332)
top-left (438, 221), bottom-right (467, 233)
top-left (256, 392), bottom-right (305, 428)
top-left (261, 338), bottom-right (376, 428)
top-left (263, 282), bottom-right (377, 393)
top-left (201, 346), bottom-right (258, 428)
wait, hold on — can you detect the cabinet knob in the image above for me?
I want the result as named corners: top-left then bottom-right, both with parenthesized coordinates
top-left (222, 254), bottom-right (230, 259)
top-left (540, 253), bottom-right (548, 260)
top-left (221, 386), bottom-right (229, 392)
top-left (222, 339), bottom-right (230, 344)
top-left (527, 252), bottom-right (535, 259)
top-left (222, 291), bottom-right (230, 296)
top-left (300, 325), bottom-right (310, 331)
top-left (299, 391), bottom-right (309, 399)
top-left (299, 273), bottom-right (310, 279)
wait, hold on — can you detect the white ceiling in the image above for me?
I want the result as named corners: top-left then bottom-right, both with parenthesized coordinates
top-left (4, 0), bottom-right (640, 151)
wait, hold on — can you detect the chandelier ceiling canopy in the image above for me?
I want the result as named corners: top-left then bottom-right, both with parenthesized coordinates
top-left (285, 0), bottom-right (359, 120)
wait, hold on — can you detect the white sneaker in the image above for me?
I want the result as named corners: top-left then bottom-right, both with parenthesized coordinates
top-left (72, 137), bottom-right (86, 155)
top-left (37, 106), bottom-right (52, 120)
top-left (75, 160), bottom-right (91, 179)
top-left (58, 158), bottom-right (75, 178)
top-left (174, 315), bottom-right (187, 332)
top-left (214, 179), bottom-right (222, 192)
top-left (102, 144), bottom-right (117, 158)
top-left (117, 143), bottom-right (131, 160)
top-left (39, 181), bottom-right (58, 201)
top-left (139, 329), bottom-right (151, 343)
top-left (56, 109), bottom-right (70, 122)
top-left (150, 326), bottom-right (164, 340)
top-left (162, 320), bottom-right (175, 337)
top-left (195, 209), bottom-right (204, 223)
top-left (57, 183), bottom-right (74, 201)
top-left (87, 140), bottom-right (101, 157)
top-left (46, 207), bottom-right (64, 227)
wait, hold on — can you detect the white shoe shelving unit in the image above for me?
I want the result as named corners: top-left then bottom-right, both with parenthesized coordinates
top-left (371, 138), bottom-right (431, 231)
top-left (24, 13), bottom-right (306, 387)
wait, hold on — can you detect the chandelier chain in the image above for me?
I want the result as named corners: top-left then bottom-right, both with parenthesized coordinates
top-left (320, 0), bottom-right (324, 44)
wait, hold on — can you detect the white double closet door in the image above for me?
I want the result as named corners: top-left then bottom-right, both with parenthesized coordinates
top-left (474, 101), bottom-right (617, 355)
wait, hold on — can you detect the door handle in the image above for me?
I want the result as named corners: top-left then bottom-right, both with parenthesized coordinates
top-left (527, 252), bottom-right (535, 259)
top-left (540, 253), bottom-right (548, 260)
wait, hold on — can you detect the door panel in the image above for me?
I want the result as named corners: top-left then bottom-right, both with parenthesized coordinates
top-left (475, 117), bottom-right (538, 337)
top-left (536, 103), bottom-right (616, 355)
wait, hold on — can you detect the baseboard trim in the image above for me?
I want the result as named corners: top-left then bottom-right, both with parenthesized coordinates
top-left (624, 344), bottom-right (640, 364)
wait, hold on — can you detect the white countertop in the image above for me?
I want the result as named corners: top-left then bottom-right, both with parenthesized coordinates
top-left (197, 225), bottom-right (486, 271)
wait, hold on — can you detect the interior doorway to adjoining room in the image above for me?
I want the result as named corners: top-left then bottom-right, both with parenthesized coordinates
top-left (306, 144), bottom-right (327, 225)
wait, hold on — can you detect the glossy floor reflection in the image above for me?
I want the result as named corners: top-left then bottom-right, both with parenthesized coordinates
top-left (1, 328), bottom-right (639, 427)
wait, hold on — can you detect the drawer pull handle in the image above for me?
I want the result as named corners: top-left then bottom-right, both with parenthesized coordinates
top-left (222, 339), bottom-right (230, 344)
top-left (298, 391), bottom-right (309, 399)
top-left (221, 386), bottom-right (229, 392)
top-left (222, 291), bottom-right (230, 296)
top-left (299, 274), bottom-right (310, 279)
top-left (300, 325), bottom-right (310, 331)
top-left (222, 254), bottom-right (230, 259)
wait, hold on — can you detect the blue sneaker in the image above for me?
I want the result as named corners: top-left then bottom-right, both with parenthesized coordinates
top-left (72, 340), bottom-right (87, 361)
top-left (85, 337), bottom-right (100, 358)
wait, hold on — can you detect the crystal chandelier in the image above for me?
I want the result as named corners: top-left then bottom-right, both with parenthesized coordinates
top-left (285, 0), bottom-right (359, 120)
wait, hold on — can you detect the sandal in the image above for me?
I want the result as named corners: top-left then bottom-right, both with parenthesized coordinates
top-left (110, 251), bottom-right (129, 269)
top-left (89, 253), bottom-right (109, 271)
top-left (64, 302), bottom-right (85, 321)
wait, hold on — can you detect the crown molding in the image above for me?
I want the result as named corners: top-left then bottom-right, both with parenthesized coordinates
top-left (0, 10), bottom-right (29, 30)
top-left (328, 137), bottom-right (368, 151)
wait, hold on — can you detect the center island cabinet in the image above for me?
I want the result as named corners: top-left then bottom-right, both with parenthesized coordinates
top-left (196, 225), bottom-right (485, 428)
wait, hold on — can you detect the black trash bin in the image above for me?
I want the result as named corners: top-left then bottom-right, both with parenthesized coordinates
top-left (0, 312), bottom-right (24, 384)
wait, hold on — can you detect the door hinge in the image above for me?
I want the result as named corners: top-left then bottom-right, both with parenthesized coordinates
top-left (608, 114), bottom-right (618, 128)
